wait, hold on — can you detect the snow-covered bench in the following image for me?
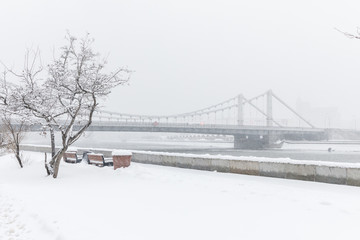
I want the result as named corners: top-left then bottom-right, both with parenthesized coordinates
top-left (87, 153), bottom-right (113, 167)
top-left (63, 151), bottom-right (81, 163)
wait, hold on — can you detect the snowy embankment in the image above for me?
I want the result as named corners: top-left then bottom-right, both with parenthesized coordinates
top-left (20, 143), bottom-right (360, 168)
top-left (1, 151), bottom-right (360, 240)
top-left (20, 144), bottom-right (360, 186)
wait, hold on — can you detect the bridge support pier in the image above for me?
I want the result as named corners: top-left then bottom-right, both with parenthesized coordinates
top-left (233, 134), bottom-right (281, 149)
top-left (234, 135), bottom-right (266, 149)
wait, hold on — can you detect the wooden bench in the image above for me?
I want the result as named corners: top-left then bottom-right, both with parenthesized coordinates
top-left (63, 151), bottom-right (81, 163)
top-left (87, 153), bottom-right (113, 167)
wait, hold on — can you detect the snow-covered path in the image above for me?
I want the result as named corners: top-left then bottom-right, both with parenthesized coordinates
top-left (0, 192), bottom-right (59, 240)
top-left (0, 193), bottom-right (28, 240)
top-left (1, 151), bottom-right (360, 240)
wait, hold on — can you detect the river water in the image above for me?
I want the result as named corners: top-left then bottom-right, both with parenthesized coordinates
top-left (22, 132), bottom-right (360, 163)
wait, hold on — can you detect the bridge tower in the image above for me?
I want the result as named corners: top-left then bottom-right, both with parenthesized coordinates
top-left (266, 90), bottom-right (273, 127)
top-left (93, 89), bottom-right (321, 149)
top-left (237, 94), bottom-right (244, 126)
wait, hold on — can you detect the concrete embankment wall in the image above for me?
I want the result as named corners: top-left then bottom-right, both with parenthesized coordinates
top-left (20, 144), bottom-right (360, 187)
top-left (131, 152), bottom-right (360, 187)
top-left (20, 144), bottom-right (60, 153)
top-left (20, 145), bottom-right (113, 157)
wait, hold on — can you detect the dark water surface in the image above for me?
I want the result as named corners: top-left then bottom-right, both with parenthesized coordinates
top-left (22, 132), bottom-right (360, 163)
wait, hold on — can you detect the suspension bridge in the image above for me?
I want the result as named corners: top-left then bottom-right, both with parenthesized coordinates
top-left (85, 90), bottom-right (327, 149)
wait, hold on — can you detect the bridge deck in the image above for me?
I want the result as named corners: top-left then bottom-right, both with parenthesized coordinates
top-left (12, 121), bottom-right (325, 137)
top-left (84, 121), bottom-right (325, 136)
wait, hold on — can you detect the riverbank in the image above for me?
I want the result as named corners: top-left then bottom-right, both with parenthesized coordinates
top-left (20, 144), bottom-right (360, 187)
top-left (1, 151), bottom-right (360, 240)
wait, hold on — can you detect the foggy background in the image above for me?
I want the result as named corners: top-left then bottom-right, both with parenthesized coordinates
top-left (1, 0), bottom-right (360, 128)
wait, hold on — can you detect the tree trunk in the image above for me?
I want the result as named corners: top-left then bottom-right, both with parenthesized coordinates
top-left (52, 147), bottom-right (67, 178)
top-left (50, 128), bottom-right (56, 158)
top-left (48, 128), bottom-right (57, 167)
top-left (44, 153), bottom-right (51, 175)
top-left (15, 143), bottom-right (23, 168)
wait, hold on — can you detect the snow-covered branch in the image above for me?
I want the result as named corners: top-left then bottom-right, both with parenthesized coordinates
top-left (0, 32), bottom-right (131, 178)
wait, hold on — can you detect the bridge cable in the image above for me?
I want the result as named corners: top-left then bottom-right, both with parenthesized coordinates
top-left (271, 92), bottom-right (315, 128)
top-left (243, 97), bottom-right (283, 127)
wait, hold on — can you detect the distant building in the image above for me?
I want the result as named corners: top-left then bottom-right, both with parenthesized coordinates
top-left (296, 99), bottom-right (340, 128)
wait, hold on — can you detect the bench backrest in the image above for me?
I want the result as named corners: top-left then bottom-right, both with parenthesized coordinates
top-left (64, 152), bottom-right (78, 162)
top-left (87, 154), bottom-right (105, 165)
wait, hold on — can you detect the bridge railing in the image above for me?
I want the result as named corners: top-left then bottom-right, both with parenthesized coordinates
top-left (89, 120), bottom-right (325, 132)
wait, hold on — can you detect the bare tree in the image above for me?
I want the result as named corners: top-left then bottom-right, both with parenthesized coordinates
top-left (1, 51), bottom-right (61, 168)
top-left (1, 33), bottom-right (131, 178)
top-left (44, 33), bottom-right (131, 178)
top-left (0, 114), bottom-right (28, 168)
top-left (9, 50), bottom-right (62, 160)
top-left (0, 72), bottom-right (31, 167)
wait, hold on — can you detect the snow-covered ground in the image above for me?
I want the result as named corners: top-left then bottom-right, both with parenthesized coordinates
top-left (1, 151), bottom-right (360, 240)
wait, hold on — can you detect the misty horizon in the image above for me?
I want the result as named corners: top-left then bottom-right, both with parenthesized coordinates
top-left (2, 0), bottom-right (360, 128)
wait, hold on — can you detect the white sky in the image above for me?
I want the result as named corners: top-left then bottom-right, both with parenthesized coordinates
top-left (1, 0), bottom-right (360, 125)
